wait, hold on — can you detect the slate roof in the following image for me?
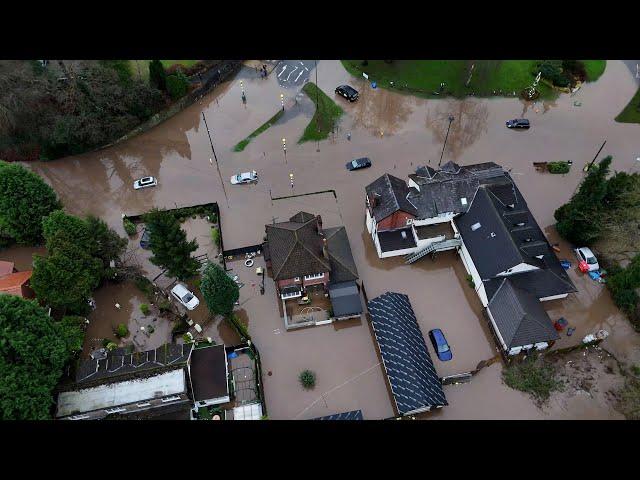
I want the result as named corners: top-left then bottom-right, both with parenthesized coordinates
top-left (190, 344), bottom-right (229, 402)
top-left (325, 226), bottom-right (359, 283)
top-left (454, 178), bottom-right (576, 299)
top-left (484, 268), bottom-right (577, 301)
top-left (311, 410), bottom-right (363, 420)
top-left (369, 161), bottom-right (507, 221)
top-left (265, 212), bottom-right (331, 281)
top-left (73, 343), bottom-right (193, 386)
top-left (367, 292), bottom-right (447, 415)
top-left (487, 278), bottom-right (559, 349)
top-left (328, 281), bottom-right (363, 318)
top-left (365, 173), bottom-right (418, 222)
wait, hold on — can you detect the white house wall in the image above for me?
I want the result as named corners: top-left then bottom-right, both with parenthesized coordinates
top-left (413, 213), bottom-right (455, 226)
top-left (456, 238), bottom-right (488, 306)
top-left (486, 307), bottom-right (508, 351)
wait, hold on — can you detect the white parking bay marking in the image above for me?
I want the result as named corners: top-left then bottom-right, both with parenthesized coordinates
top-left (286, 66), bottom-right (298, 81)
top-left (278, 65), bottom-right (287, 78)
top-left (295, 69), bottom-right (305, 82)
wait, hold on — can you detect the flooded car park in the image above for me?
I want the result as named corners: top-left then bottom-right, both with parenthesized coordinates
top-left (14, 60), bottom-right (640, 419)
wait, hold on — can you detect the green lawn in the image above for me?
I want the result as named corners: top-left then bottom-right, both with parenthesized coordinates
top-left (128, 60), bottom-right (201, 82)
top-left (583, 60), bottom-right (606, 82)
top-left (232, 109), bottom-right (285, 152)
top-left (298, 82), bottom-right (343, 143)
top-left (615, 87), bottom-right (640, 124)
top-left (340, 60), bottom-right (613, 99)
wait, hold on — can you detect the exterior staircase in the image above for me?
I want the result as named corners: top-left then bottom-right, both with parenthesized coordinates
top-left (405, 238), bottom-right (462, 264)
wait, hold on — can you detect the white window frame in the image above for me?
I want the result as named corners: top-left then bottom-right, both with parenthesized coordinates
top-left (161, 395), bottom-right (181, 403)
top-left (304, 273), bottom-right (324, 280)
top-left (294, 277), bottom-right (301, 282)
top-left (105, 407), bottom-right (127, 414)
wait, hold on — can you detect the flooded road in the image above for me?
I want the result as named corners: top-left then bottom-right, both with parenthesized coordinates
top-left (17, 60), bottom-right (640, 419)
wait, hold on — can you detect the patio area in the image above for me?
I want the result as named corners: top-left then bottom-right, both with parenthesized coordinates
top-left (282, 285), bottom-right (332, 329)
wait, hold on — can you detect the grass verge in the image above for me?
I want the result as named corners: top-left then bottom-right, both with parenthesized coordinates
top-left (232, 109), bottom-right (285, 152)
top-left (341, 60), bottom-right (565, 99)
top-left (583, 60), bottom-right (606, 82)
top-left (299, 82), bottom-right (343, 143)
top-left (502, 354), bottom-right (564, 404)
top-left (615, 87), bottom-right (640, 124)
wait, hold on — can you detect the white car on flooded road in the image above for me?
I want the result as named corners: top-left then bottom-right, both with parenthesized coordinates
top-left (133, 176), bottom-right (158, 189)
top-left (230, 170), bottom-right (258, 185)
top-left (170, 283), bottom-right (200, 310)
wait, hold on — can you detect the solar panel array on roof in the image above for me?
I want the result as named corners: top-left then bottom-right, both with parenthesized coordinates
top-left (367, 292), bottom-right (447, 415)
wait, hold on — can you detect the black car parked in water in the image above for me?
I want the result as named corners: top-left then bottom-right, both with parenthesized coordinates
top-left (506, 118), bottom-right (530, 129)
top-left (140, 228), bottom-right (152, 250)
top-left (335, 85), bottom-right (359, 102)
top-left (346, 157), bottom-right (372, 171)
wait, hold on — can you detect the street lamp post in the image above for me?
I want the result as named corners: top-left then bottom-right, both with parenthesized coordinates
top-left (280, 93), bottom-right (285, 111)
top-left (438, 115), bottom-right (455, 167)
top-left (289, 172), bottom-right (294, 190)
top-left (282, 137), bottom-right (287, 164)
top-left (240, 80), bottom-right (246, 104)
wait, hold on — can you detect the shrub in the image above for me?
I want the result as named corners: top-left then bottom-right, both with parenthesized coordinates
top-left (618, 378), bottom-right (640, 420)
top-left (114, 323), bottom-right (129, 338)
top-left (211, 227), bottom-right (221, 247)
top-left (140, 303), bottom-right (150, 315)
top-left (149, 60), bottom-right (167, 91)
top-left (123, 217), bottom-right (136, 236)
top-left (172, 318), bottom-right (190, 335)
top-left (166, 71), bottom-right (190, 100)
top-left (134, 275), bottom-right (154, 296)
top-left (503, 354), bottom-right (563, 404)
top-left (106, 342), bottom-right (118, 351)
top-left (182, 333), bottom-right (194, 343)
top-left (466, 274), bottom-right (475, 288)
top-left (102, 338), bottom-right (111, 347)
top-left (299, 369), bottom-right (316, 389)
top-left (547, 161), bottom-right (571, 174)
top-left (158, 299), bottom-right (172, 312)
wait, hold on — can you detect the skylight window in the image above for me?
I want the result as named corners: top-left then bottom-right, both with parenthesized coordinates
top-left (471, 222), bottom-right (481, 231)
top-left (461, 197), bottom-right (467, 206)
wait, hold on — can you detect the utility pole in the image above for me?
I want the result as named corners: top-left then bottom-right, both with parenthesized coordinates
top-left (584, 140), bottom-right (607, 172)
top-left (438, 116), bottom-right (455, 167)
top-left (202, 111), bottom-right (229, 206)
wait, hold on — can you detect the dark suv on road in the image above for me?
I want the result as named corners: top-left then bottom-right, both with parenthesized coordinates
top-left (335, 85), bottom-right (359, 102)
top-left (506, 118), bottom-right (530, 129)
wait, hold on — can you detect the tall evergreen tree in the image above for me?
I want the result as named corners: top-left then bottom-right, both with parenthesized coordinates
top-left (143, 209), bottom-right (199, 280)
top-left (148, 60), bottom-right (167, 91)
top-left (554, 156), bottom-right (612, 246)
top-left (0, 295), bottom-right (84, 419)
top-left (0, 161), bottom-right (62, 245)
top-left (200, 262), bottom-right (239, 316)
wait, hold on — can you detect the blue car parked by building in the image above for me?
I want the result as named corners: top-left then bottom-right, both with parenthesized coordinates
top-left (428, 328), bottom-right (452, 361)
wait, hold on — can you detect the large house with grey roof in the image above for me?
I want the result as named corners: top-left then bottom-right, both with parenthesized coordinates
top-left (263, 212), bottom-right (363, 322)
top-left (365, 161), bottom-right (576, 357)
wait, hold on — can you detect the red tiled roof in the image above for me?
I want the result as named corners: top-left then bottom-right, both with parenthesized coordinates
top-left (0, 270), bottom-right (33, 297)
top-left (0, 261), bottom-right (15, 276)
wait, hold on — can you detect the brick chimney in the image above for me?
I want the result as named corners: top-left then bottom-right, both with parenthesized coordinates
top-left (316, 215), bottom-right (323, 235)
top-left (322, 237), bottom-right (329, 259)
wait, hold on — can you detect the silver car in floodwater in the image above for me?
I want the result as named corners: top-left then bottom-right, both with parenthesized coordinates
top-left (230, 170), bottom-right (258, 185)
top-left (133, 176), bottom-right (158, 189)
top-left (170, 283), bottom-right (200, 310)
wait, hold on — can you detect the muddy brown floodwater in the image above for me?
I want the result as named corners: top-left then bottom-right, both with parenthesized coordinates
top-left (16, 60), bottom-right (640, 419)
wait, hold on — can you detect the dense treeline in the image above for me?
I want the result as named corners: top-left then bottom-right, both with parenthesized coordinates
top-left (0, 60), bottom-right (166, 161)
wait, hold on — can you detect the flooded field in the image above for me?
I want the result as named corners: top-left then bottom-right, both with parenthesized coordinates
top-left (13, 59), bottom-right (640, 419)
